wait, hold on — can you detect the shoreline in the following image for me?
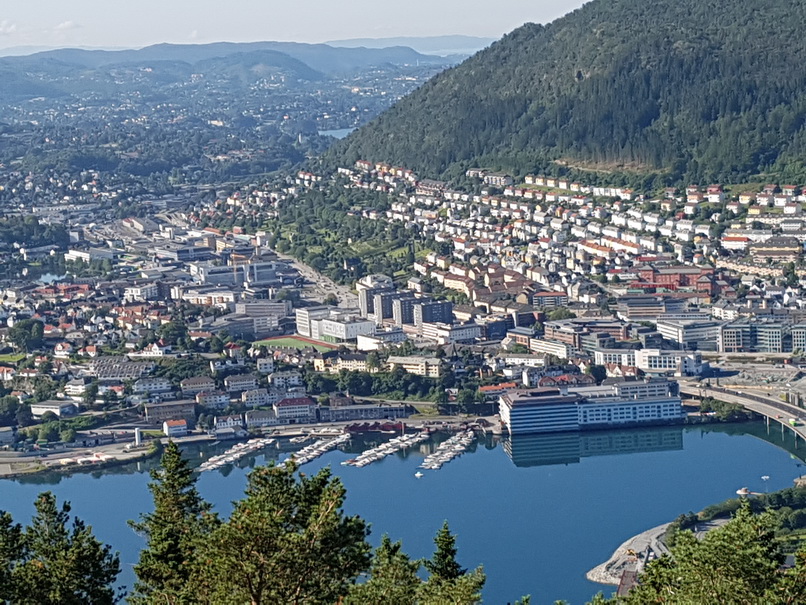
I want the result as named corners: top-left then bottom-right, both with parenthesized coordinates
top-left (0, 417), bottom-right (482, 481)
top-left (586, 522), bottom-right (671, 585)
top-left (0, 444), bottom-right (162, 481)
top-left (587, 518), bottom-right (732, 585)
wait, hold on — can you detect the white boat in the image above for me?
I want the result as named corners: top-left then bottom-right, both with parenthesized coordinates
top-left (415, 471), bottom-right (424, 478)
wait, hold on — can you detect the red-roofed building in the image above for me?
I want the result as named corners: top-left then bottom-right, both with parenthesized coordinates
top-left (162, 419), bottom-right (188, 438)
top-left (478, 382), bottom-right (520, 401)
top-left (538, 374), bottom-right (596, 387)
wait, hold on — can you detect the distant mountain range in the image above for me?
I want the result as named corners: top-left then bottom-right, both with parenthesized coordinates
top-left (0, 41), bottom-right (453, 101)
top-left (326, 35), bottom-right (494, 56)
top-left (331, 0), bottom-right (806, 185)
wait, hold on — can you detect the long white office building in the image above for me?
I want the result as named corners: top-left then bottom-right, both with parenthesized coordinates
top-left (499, 388), bottom-right (684, 435)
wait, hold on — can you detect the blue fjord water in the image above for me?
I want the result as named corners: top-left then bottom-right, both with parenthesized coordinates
top-left (1, 422), bottom-right (804, 605)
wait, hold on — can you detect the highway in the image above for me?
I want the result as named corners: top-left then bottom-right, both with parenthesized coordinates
top-left (678, 382), bottom-right (806, 442)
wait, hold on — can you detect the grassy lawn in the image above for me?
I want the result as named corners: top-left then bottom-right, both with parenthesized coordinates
top-left (0, 353), bottom-right (25, 364)
top-left (253, 336), bottom-right (336, 352)
top-left (410, 403), bottom-right (440, 416)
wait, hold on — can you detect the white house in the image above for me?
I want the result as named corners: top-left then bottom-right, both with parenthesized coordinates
top-left (163, 419), bottom-right (188, 438)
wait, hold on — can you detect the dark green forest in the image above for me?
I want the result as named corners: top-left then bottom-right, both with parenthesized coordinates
top-left (332, 0), bottom-right (806, 185)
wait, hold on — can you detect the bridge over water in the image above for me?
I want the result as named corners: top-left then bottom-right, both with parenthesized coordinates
top-left (678, 382), bottom-right (806, 444)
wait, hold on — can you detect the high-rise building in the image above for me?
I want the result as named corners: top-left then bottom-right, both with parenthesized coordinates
top-left (414, 299), bottom-right (453, 326)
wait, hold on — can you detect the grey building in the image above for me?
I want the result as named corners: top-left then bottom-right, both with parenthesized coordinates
top-left (414, 299), bottom-right (453, 326)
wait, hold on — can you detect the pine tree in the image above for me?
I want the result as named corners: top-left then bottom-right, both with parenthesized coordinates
top-left (194, 460), bottom-right (371, 605)
top-left (417, 567), bottom-right (486, 605)
top-left (420, 521), bottom-right (485, 604)
top-left (0, 510), bottom-right (22, 600)
top-left (0, 492), bottom-right (121, 605)
top-left (425, 521), bottom-right (466, 581)
top-left (346, 535), bottom-right (422, 605)
top-left (129, 441), bottom-right (215, 605)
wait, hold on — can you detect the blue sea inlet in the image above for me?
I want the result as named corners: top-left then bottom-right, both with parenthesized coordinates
top-left (1, 422), bottom-right (804, 604)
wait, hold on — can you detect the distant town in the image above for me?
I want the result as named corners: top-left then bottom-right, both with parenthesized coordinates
top-left (3, 141), bottom-right (806, 471)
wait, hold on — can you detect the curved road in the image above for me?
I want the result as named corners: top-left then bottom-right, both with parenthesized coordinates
top-left (678, 382), bottom-right (806, 442)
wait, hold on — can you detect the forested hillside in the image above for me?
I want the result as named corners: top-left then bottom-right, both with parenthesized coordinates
top-left (332, 0), bottom-right (806, 185)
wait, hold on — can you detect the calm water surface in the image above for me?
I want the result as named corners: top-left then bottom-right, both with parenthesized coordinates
top-left (319, 127), bottom-right (355, 139)
top-left (2, 422), bottom-right (804, 605)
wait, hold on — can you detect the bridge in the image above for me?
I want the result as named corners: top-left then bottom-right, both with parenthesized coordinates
top-left (678, 382), bottom-right (806, 444)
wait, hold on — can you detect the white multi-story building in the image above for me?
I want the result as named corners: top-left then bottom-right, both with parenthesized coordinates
top-left (593, 349), bottom-right (637, 366)
top-left (214, 415), bottom-right (244, 430)
top-left (241, 388), bottom-right (271, 408)
top-left (134, 376), bottom-right (173, 394)
top-left (356, 329), bottom-right (407, 351)
top-left (295, 307), bottom-right (331, 338)
top-left (245, 409), bottom-right (280, 428)
top-left (529, 338), bottom-right (572, 359)
top-left (256, 357), bottom-right (275, 374)
top-left (125, 283), bottom-right (159, 303)
top-left (420, 322), bottom-right (481, 345)
top-left (196, 391), bottom-right (230, 409)
top-left (634, 349), bottom-right (703, 376)
top-left (273, 397), bottom-right (316, 423)
top-left (268, 371), bottom-right (303, 390)
top-left (224, 373), bottom-right (259, 393)
top-left (499, 388), bottom-right (683, 434)
top-left (386, 356), bottom-right (442, 377)
top-left (656, 320), bottom-right (722, 350)
top-left (318, 317), bottom-right (376, 342)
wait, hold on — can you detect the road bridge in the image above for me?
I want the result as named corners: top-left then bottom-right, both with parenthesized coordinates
top-left (678, 382), bottom-right (806, 444)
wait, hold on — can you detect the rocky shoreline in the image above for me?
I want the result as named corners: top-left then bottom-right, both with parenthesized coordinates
top-left (586, 522), bottom-right (671, 585)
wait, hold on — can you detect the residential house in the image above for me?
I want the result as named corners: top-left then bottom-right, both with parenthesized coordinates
top-left (163, 419), bottom-right (188, 438)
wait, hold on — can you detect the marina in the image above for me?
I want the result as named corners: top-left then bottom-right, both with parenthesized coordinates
top-left (197, 437), bottom-right (277, 472)
top-left (419, 430), bottom-right (476, 471)
top-left (341, 431), bottom-right (431, 468)
top-left (288, 433), bottom-right (351, 465)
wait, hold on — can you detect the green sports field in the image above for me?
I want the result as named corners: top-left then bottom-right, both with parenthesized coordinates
top-left (252, 336), bottom-right (336, 352)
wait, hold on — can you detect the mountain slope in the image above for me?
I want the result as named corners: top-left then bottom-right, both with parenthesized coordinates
top-left (332, 0), bottom-right (806, 183)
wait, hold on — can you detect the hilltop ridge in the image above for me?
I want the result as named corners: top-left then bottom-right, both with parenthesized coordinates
top-left (331, 0), bottom-right (806, 184)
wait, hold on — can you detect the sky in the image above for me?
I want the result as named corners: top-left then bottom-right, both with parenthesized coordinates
top-left (0, 0), bottom-right (589, 50)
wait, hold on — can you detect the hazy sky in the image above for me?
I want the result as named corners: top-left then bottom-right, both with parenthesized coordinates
top-left (0, 0), bottom-right (589, 49)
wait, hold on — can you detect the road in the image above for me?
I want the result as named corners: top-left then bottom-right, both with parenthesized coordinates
top-left (273, 251), bottom-right (358, 308)
top-left (678, 382), bottom-right (806, 442)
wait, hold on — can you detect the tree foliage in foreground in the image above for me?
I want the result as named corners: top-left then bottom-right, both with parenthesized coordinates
top-left (346, 523), bottom-right (486, 605)
top-left (0, 492), bottom-right (121, 605)
top-left (128, 445), bottom-right (486, 605)
top-left (192, 461), bottom-right (372, 605)
top-left (601, 499), bottom-right (806, 605)
top-left (129, 441), bottom-right (216, 605)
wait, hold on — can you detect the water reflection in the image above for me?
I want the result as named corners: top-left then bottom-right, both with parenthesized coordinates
top-left (10, 423), bottom-right (806, 486)
top-left (502, 422), bottom-right (806, 468)
top-left (503, 427), bottom-right (685, 467)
